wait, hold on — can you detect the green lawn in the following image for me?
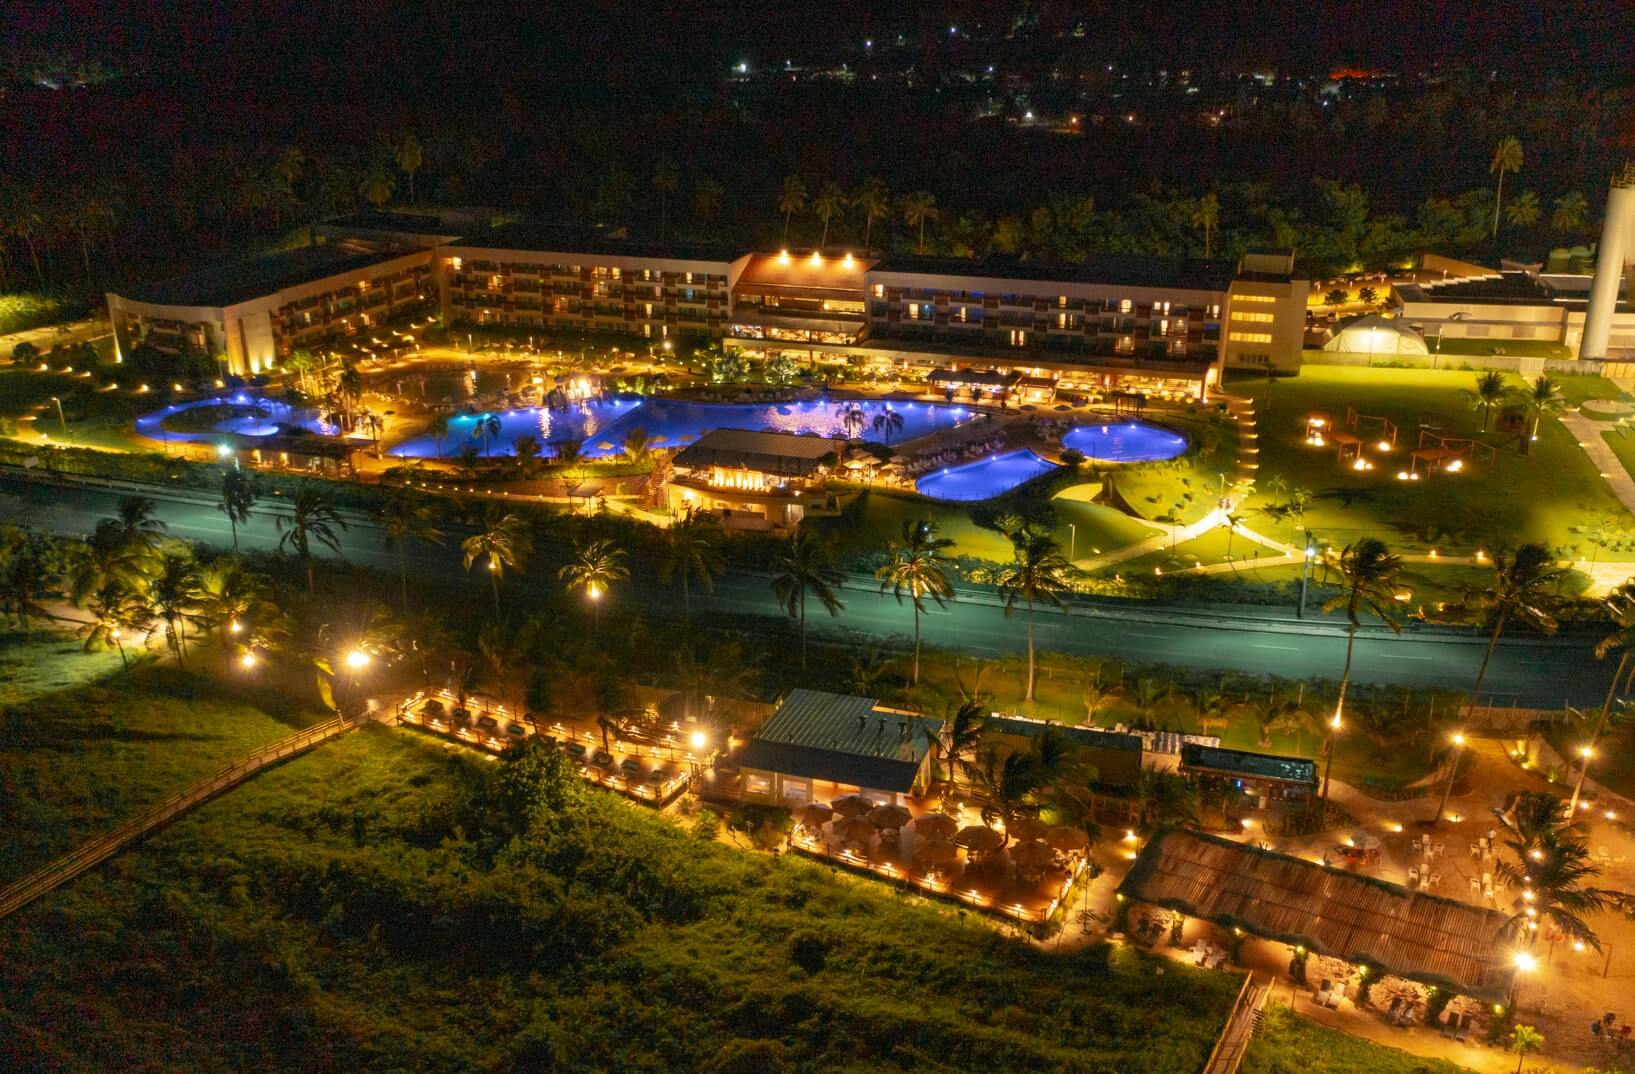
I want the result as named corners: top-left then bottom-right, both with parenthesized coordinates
top-left (1242, 1005), bottom-right (1476, 1074)
top-left (1430, 337), bottom-right (1573, 360)
top-left (0, 725), bottom-right (1241, 1072)
top-left (0, 364), bottom-right (153, 451)
top-left (1108, 410), bottom-right (1241, 526)
top-left (0, 655), bottom-right (323, 882)
top-left (1239, 367), bottom-right (1634, 559)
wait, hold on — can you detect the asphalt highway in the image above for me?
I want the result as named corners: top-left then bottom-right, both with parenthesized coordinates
top-left (0, 472), bottom-right (1604, 708)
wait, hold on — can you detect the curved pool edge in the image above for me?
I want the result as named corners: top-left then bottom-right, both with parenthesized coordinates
top-left (912, 448), bottom-right (1062, 503)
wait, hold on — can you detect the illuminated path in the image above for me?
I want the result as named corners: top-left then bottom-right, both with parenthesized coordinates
top-left (0, 472), bottom-right (1607, 708)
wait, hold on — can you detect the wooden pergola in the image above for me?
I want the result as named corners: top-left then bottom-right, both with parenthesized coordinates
top-left (1118, 829), bottom-right (1516, 1000)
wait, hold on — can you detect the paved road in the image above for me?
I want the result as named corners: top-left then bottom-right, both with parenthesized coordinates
top-left (0, 473), bottom-right (1606, 707)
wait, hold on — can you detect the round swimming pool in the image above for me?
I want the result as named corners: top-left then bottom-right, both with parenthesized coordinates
top-left (914, 449), bottom-right (1060, 502)
top-left (1061, 420), bottom-right (1187, 462)
top-left (134, 392), bottom-right (336, 444)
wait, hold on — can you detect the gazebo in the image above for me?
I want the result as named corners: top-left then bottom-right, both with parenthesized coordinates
top-left (1118, 829), bottom-right (1516, 1002)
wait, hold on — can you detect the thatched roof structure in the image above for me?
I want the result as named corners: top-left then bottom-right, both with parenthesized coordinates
top-left (1119, 829), bottom-right (1515, 1000)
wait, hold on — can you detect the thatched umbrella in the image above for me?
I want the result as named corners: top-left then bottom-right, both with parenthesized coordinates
top-left (868, 803), bottom-right (913, 831)
top-left (834, 816), bottom-right (877, 845)
top-left (1045, 826), bottom-right (1090, 853)
top-left (1008, 816), bottom-right (1049, 842)
top-left (1010, 840), bottom-right (1056, 869)
top-left (913, 837), bottom-right (960, 868)
top-left (913, 813), bottom-right (958, 839)
top-left (955, 825), bottom-right (1004, 854)
top-left (795, 802), bottom-right (834, 831)
top-left (832, 794), bottom-right (876, 818)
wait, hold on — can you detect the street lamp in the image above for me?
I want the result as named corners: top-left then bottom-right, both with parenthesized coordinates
top-left (1318, 711), bottom-right (1343, 814)
top-left (49, 395), bottom-right (66, 435)
top-left (689, 729), bottom-right (708, 752)
top-left (345, 649), bottom-right (371, 670)
top-left (1432, 731), bottom-right (1467, 826)
top-left (1297, 538), bottom-right (1317, 618)
top-left (1509, 950), bottom-right (1537, 1012)
top-left (240, 651), bottom-right (258, 669)
top-left (1568, 744), bottom-right (1596, 817)
top-left (1069, 522), bottom-right (1077, 561)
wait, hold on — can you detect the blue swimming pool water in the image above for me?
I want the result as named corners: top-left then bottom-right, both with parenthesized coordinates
top-left (1061, 420), bottom-right (1187, 462)
top-left (914, 449), bottom-right (1060, 501)
top-left (135, 393), bottom-right (336, 444)
top-left (387, 396), bottom-right (974, 459)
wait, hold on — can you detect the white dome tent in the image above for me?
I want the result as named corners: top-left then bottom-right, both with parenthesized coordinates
top-left (1324, 314), bottom-right (1430, 356)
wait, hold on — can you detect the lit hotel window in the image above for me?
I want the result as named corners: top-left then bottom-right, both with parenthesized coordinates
top-left (1229, 331), bottom-right (1273, 344)
top-left (1058, 294), bottom-right (1068, 308)
top-left (1232, 310), bottom-right (1275, 323)
top-left (1119, 298), bottom-right (1132, 314)
top-left (1010, 329), bottom-right (1026, 347)
top-left (488, 275), bottom-right (503, 290)
top-left (908, 302), bottom-right (921, 319)
top-left (873, 284), bottom-right (885, 298)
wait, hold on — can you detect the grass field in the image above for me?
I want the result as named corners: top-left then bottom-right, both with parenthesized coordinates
top-left (1237, 367), bottom-right (1633, 559)
top-left (0, 723), bottom-right (1241, 1073)
top-left (0, 650), bottom-right (323, 882)
top-left (1242, 1005), bottom-right (1476, 1074)
top-left (0, 363), bottom-right (153, 451)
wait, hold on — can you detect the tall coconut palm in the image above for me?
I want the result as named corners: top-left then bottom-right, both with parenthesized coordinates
top-left (812, 180), bottom-right (847, 248)
top-left (939, 698), bottom-right (987, 786)
top-left (777, 175), bottom-right (807, 244)
top-left (276, 488), bottom-right (346, 592)
top-left (854, 177), bottom-right (890, 252)
top-left (1495, 827), bottom-right (1614, 951)
top-left (513, 434), bottom-right (542, 475)
top-left (193, 558), bottom-right (274, 669)
top-left (66, 521), bottom-right (152, 606)
top-left (77, 579), bottom-right (149, 668)
top-left (1469, 543), bottom-right (1561, 710)
top-left (985, 534), bottom-right (1075, 702)
top-left (1192, 191), bottom-right (1220, 258)
top-left (0, 529), bottom-right (57, 641)
top-left (1490, 135), bottom-right (1523, 239)
top-left (374, 493), bottom-right (444, 610)
top-left (658, 510), bottom-right (725, 623)
top-left (1522, 375), bottom-right (1564, 446)
top-left (1318, 538), bottom-right (1403, 810)
top-left (870, 409), bottom-right (905, 443)
top-left (1469, 370), bottom-right (1511, 433)
top-left (427, 413), bottom-right (451, 458)
top-left (770, 527), bottom-right (845, 671)
top-left (899, 191), bottom-right (939, 253)
top-left (147, 550), bottom-right (201, 666)
top-left (559, 538), bottom-right (629, 632)
top-left (111, 496), bottom-right (167, 558)
top-left (875, 517), bottom-right (956, 685)
top-left (1191, 689), bottom-right (1233, 738)
top-left (1551, 191), bottom-right (1588, 234)
top-left (474, 413), bottom-right (502, 456)
top-left (218, 467), bottom-right (257, 553)
top-left (461, 508), bottom-right (532, 616)
top-left (359, 163), bottom-right (395, 210)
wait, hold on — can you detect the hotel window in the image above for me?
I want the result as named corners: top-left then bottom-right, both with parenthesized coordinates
top-left (644, 303), bottom-right (654, 318)
top-left (908, 302), bottom-right (921, 320)
top-left (1009, 329), bottom-right (1027, 347)
top-left (956, 306), bottom-right (968, 322)
top-left (1231, 310), bottom-right (1275, 323)
top-left (1229, 331), bottom-right (1274, 344)
top-left (685, 272), bottom-right (695, 284)
top-left (302, 311), bottom-right (312, 325)
top-left (1117, 335), bottom-right (1135, 353)
top-left (1057, 312), bottom-right (1072, 329)
top-left (357, 279), bottom-right (369, 292)
top-left (1058, 294), bottom-right (1068, 308)
top-left (873, 284), bottom-right (884, 298)
top-left (448, 257), bottom-right (462, 271)
top-left (745, 774), bottom-right (772, 796)
top-left (1234, 293), bottom-right (1276, 303)
top-left (1158, 318), bottom-right (1169, 334)
top-left (1156, 300), bottom-right (1170, 314)
top-left (1119, 298), bottom-right (1132, 314)
top-left (1208, 304), bottom-right (1221, 317)
top-left (488, 275), bottom-right (504, 290)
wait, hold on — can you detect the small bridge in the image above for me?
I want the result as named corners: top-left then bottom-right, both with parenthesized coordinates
top-left (0, 712), bottom-right (368, 921)
top-left (1201, 974), bottom-right (1270, 1074)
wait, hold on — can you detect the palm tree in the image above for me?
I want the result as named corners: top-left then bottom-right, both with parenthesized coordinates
top-left (461, 509), bottom-right (533, 616)
top-left (77, 579), bottom-right (148, 668)
top-left (875, 517), bottom-right (956, 685)
top-left (870, 409), bottom-right (905, 443)
top-left (1131, 768), bottom-right (1200, 829)
top-left (1585, 582), bottom-right (1635, 771)
top-left (559, 538), bottom-right (629, 632)
top-left (854, 177), bottom-right (890, 252)
top-left (1495, 825), bottom-right (1614, 952)
top-left (285, 347), bottom-right (319, 397)
top-left (939, 699), bottom-right (987, 786)
top-left (777, 175), bottom-right (807, 244)
top-left (1318, 538), bottom-right (1403, 810)
top-left (1552, 191), bottom-right (1588, 234)
top-left (276, 488), bottom-right (346, 592)
top-left (359, 163), bottom-right (395, 210)
top-left (813, 180), bottom-right (847, 248)
top-left (674, 639), bottom-right (756, 730)
top-left (475, 413), bottom-right (502, 456)
top-left (657, 510), bottom-right (725, 623)
top-left (394, 134), bottom-right (423, 204)
top-left (513, 434), bottom-right (542, 475)
top-left (112, 496), bottom-right (167, 558)
top-left (374, 493), bottom-right (444, 610)
top-left (769, 527), bottom-right (846, 670)
top-left (1508, 1026), bottom-right (1543, 1072)
top-left (1469, 370), bottom-right (1511, 433)
top-left (427, 413), bottom-right (451, 458)
top-left (0, 529), bottom-right (56, 641)
top-left (1469, 543), bottom-right (1561, 710)
top-left (193, 558), bottom-right (273, 668)
top-left (1505, 189), bottom-right (1541, 229)
top-left (1191, 689), bottom-right (1233, 738)
top-left (985, 534), bottom-right (1075, 702)
top-left (899, 191), bottom-right (939, 253)
top-left (1082, 678), bottom-right (1122, 723)
top-left (1192, 192), bottom-right (1220, 259)
top-left (690, 177), bottom-right (723, 229)
top-left (835, 402), bottom-right (867, 438)
top-left (218, 468), bottom-right (257, 553)
top-left (147, 550), bottom-right (201, 666)
top-left (1523, 375), bottom-right (1564, 446)
top-left (1490, 135), bottom-right (1523, 240)
top-left (622, 427), bottom-right (652, 466)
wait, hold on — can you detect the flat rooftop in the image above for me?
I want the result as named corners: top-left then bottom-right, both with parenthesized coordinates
top-left (870, 252), bottom-right (1235, 292)
top-left (118, 240), bottom-right (418, 309)
top-left (449, 222), bottom-right (743, 264)
top-left (734, 688), bottom-right (943, 794)
top-left (1397, 270), bottom-right (1627, 310)
top-left (673, 428), bottom-right (846, 476)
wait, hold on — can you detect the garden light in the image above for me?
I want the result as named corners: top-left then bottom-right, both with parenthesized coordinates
top-left (345, 649), bottom-right (371, 669)
top-left (689, 730), bottom-right (708, 751)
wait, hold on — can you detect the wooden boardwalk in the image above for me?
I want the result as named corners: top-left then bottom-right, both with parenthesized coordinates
top-left (1202, 974), bottom-right (1269, 1074)
top-left (0, 712), bottom-right (367, 921)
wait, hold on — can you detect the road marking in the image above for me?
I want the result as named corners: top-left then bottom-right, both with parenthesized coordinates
top-left (1252, 644), bottom-right (1299, 651)
top-left (1379, 653), bottom-right (1433, 661)
top-left (1128, 632), bottom-right (1166, 640)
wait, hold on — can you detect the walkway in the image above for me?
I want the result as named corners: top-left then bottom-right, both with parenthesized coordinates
top-left (0, 710), bottom-right (369, 920)
top-left (1203, 975), bottom-right (1270, 1074)
top-left (1563, 408), bottom-right (1635, 518)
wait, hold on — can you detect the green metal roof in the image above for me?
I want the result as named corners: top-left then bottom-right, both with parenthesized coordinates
top-left (986, 716), bottom-right (1143, 753)
top-left (754, 688), bottom-right (940, 764)
top-left (1180, 744), bottom-right (1317, 786)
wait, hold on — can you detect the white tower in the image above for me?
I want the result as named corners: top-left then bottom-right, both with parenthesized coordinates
top-left (1581, 164), bottom-right (1635, 360)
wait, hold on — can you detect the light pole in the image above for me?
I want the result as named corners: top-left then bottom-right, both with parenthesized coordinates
top-left (1069, 522), bottom-right (1077, 562)
top-left (1317, 711), bottom-right (1343, 815)
top-left (1508, 950), bottom-right (1536, 1012)
top-left (1432, 731), bottom-right (1466, 825)
top-left (1568, 744), bottom-right (1596, 818)
top-left (1297, 538), bottom-right (1317, 618)
top-left (49, 395), bottom-right (66, 435)
top-left (342, 648), bottom-right (371, 717)
top-left (216, 442), bottom-right (239, 469)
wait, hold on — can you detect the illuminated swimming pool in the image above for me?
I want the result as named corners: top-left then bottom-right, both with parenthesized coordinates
top-left (1061, 420), bottom-right (1187, 462)
top-left (388, 396), bottom-right (974, 459)
top-left (914, 449), bottom-right (1060, 501)
top-left (134, 393), bottom-right (335, 444)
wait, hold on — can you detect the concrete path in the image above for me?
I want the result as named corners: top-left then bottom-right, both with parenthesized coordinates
top-left (1563, 408), bottom-right (1635, 518)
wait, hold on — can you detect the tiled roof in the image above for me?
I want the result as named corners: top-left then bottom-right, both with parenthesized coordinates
top-left (672, 428), bottom-right (846, 476)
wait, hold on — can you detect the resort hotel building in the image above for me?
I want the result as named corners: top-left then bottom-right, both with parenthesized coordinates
top-left (107, 215), bottom-right (1308, 395)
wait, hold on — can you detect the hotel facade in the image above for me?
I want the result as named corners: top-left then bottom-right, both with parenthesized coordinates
top-left (108, 218), bottom-right (1308, 390)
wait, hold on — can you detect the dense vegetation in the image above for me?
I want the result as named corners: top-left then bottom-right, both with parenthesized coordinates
top-left (1242, 1005), bottom-right (1475, 1074)
top-left (0, 724), bottom-right (1239, 1073)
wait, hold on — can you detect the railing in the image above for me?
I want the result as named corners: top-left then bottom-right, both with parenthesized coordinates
top-left (1201, 974), bottom-right (1267, 1074)
top-left (0, 712), bottom-right (366, 920)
